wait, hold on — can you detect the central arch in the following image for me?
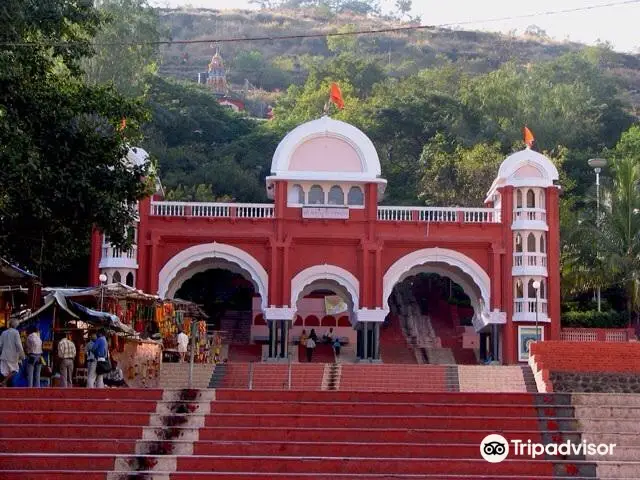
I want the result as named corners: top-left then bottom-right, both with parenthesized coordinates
top-left (290, 264), bottom-right (360, 311)
top-left (157, 242), bottom-right (269, 310)
top-left (383, 248), bottom-right (490, 320)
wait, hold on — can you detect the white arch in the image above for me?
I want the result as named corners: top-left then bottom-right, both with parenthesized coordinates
top-left (383, 248), bottom-right (491, 316)
top-left (158, 242), bottom-right (269, 310)
top-left (291, 264), bottom-right (360, 310)
top-left (271, 116), bottom-right (381, 179)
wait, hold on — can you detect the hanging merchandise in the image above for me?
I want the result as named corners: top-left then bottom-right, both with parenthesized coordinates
top-left (198, 321), bottom-right (207, 345)
top-left (183, 317), bottom-right (192, 338)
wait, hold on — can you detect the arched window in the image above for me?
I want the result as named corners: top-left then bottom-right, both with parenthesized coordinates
top-left (516, 190), bottom-right (523, 208)
top-left (328, 186), bottom-right (344, 205)
top-left (540, 234), bottom-right (546, 253)
top-left (515, 234), bottom-right (523, 253)
top-left (308, 185), bottom-right (324, 205)
top-left (528, 279), bottom-right (538, 299)
top-left (125, 272), bottom-right (134, 287)
top-left (288, 184), bottom-right (304, 204)
top-left (515, 280), bottom-right (524, 298)
top-left (540, 279), bottom-right (546, 299)
top-left (538, 191), bottom-right (545, 209)
top-left (527, 233), bottom-right (536, 252)
top-left (347, 186), bottom-right (364, 206)
top-left (112, 271), bottom-right (121, 283)
top-left (526, 189), bottom-right (536, 208)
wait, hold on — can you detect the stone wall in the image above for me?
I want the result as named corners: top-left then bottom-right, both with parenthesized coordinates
top-left (550, 371), bottom-right (640, 393)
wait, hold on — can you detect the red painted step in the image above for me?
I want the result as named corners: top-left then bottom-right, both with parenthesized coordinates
top-left (192, 441), bottom-right (536, 459)
top-left (203, 413), bottom-right (540, 430)
top-left (0, 439), bottom-right (137, 454)
top-left (214, 390), bottom-right (538, 404)
top-left (0, 473), bottom-right (107, 480)
top-left (10, 399), bottom-right (158, 412)
top-left (0, 388), bottom-right (163, 400)
top-left (196, 426), bottom-right (544, 444)
top-left (0, 455), bottom-right (115, 471)
top-left (210, 401), bottom-right (540, 417)
top-left (171, 475), bottom-right (559, 480)
top-left (176, 456), bottom-right (556, 475)
top-left (0, 412), bottom-right (151, 425)
top-left (0, 425), bottom-right (144, 440)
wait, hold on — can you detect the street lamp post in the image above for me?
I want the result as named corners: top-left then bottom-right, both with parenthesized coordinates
top-left (588, 158), bottom-right (607, 312)
top-left (99, 273), bottom-right (107, 311)
top-left (532, 280), bottom-right (541, 342)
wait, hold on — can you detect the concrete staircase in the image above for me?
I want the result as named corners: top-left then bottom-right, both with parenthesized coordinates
top-left (159, 362), bottom-right (216, 389)
top-left (3, 388), bottom-right (640, 478)
top-left (220, 310), bottom-right (252, 344)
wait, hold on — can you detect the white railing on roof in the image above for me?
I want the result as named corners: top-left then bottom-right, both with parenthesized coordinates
top-left (151, 201), bottom-right (274, 219)
top-left (102, 245), bottom-right (137, 260)
top-left (377, 206), bottom-right (500, 223)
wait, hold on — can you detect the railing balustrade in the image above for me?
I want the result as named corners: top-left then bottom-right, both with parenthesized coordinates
top-left (514, 299), bottom-right (548, 314)
top-left (513, 253), bottom-right (548, 268)
top-left (151, 201), bottom-right (274, 219)
top-left (513, 208), bottom-right (547, 223)
top-left (377, 206), bottom-right (499, 224)
top-left (102, 245), bottom-right (137, 260)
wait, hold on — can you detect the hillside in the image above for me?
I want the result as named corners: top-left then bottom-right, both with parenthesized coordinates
top-left (157, 8), bottom-right (640, 112)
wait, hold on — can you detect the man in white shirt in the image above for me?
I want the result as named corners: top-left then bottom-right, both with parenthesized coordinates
top-left (26, 326), bottom-right (43, 388)
top-left (0, 319), bottom-right (25, 386)
top-left (176, 329), bottom-right (189, 362)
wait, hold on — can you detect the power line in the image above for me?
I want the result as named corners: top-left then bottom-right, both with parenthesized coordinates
top-left (1, 0), bottom-right (639, 48)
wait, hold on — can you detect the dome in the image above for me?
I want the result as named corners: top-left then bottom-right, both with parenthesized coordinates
top-left (125, 146), bottom-right (150, 168)
top-left (486, 148), bottom-right (559, 201)
top-left (268, 116), bottom-right (383, 182)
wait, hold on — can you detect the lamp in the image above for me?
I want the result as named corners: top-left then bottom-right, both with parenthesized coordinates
top-left (532, 280), bottom-right (541, 342)
top-left (99, 273), bottom-right (107, 311)
top-left (588, 158), bottom-right (607, 312)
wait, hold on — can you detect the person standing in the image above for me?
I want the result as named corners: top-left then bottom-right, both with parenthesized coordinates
top-left (57, 332), bottom-right (76, 387)
top-left (0, 319), bottom-right (25, 387)
top-left (92, 329), bottom-right (109, 388)
top-left (26, 326), bottom-right (43, 387)
top-left (85, 332), bottom-right (97, 388)
top-left (305, 335), bottom-right (316, 362)
top-left (176, 329), bottom-right (189, 363)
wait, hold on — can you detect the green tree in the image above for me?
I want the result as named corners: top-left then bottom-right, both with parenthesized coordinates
top-left (83, 0), bottom-right (164, 97)
top-left (418, 134), bottom-right (504, 206)
top-left (0, 0), bottom-right (152, 282)
top-left (563, 126), bottom-right (640, 322)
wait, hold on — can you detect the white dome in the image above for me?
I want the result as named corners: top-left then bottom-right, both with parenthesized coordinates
top-left (125, 146), bottom-right (150, 168)
top-left (269, 116), bottom-right (382, 182)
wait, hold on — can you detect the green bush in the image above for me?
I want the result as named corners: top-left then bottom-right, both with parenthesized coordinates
top-left (561, 310), bottom-right (628, 328)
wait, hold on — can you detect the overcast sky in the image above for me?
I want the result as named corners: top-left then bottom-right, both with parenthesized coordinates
top-left (151, 0), bottom-right (640, 53)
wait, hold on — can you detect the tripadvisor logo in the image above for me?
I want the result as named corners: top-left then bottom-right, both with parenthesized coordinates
top-left (480, 434), bottom-right (616, 463)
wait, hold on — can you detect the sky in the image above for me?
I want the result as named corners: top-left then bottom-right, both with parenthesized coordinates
top-left (151, 0), bottom-right (640, 53)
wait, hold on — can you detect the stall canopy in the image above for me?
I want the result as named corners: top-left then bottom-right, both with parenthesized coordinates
top-left (21, 290), bottom-right (135, 335)
top-left (0, 257), bottom-right (37, 288)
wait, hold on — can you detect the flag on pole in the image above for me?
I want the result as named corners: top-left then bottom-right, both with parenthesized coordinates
top-left (329, 82), bottom-right (345, 110)
top-left (523, 126), bottom-right (535, 149)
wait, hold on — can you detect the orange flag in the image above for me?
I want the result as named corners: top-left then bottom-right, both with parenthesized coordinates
top-left (119, 117), bottom-right (127, 132)
top-left (329, 83), bottom-right (344, 110)
top-left (523, 126), bottom-right (535, 148)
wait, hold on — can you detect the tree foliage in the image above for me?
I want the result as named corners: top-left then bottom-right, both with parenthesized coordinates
top-left (83, 0), bottom-right (164, 97)
top-left (0, 0), bottom-right (152, 282)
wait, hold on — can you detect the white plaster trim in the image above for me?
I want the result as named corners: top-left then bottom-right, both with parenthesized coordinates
top-left (512, 266), bottom-right (548, 277)
top-left (497, 150), bottom-right (559, 182)
top-left (511, 220), bottom-right (549, 232)
top-left (270, 117), bottom-right (381, 179)
top-left (383, 247), bottom-right (491, 323)
top-left (157, 242), bottom-right (268, 310)
top-left (355, 308), bottom-right (389, 323)
top-left (290, 264), bottom-right (360, 310)
top-left (265, 306), bottom-right (297, 321)
top-left (513, 313), bottom-right (551, 323)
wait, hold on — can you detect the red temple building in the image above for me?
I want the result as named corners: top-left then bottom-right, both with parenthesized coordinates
top-left (90, 116), bottom-right (561, 364)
